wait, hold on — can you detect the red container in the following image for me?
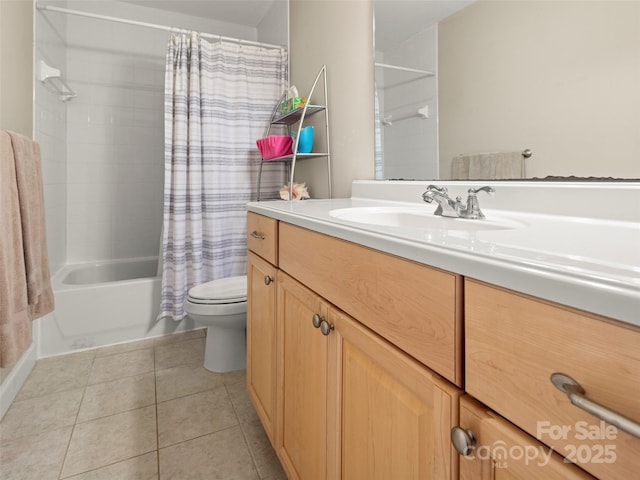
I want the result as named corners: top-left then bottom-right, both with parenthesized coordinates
top-left (256, 135), bottom-right (293, 160)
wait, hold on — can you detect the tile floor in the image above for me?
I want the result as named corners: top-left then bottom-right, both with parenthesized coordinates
top-left (0, 329), bottom-right (286, 480)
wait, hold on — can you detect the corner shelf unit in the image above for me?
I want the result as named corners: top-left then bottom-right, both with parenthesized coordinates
top-left (257, 65), bottom-right (331, 201)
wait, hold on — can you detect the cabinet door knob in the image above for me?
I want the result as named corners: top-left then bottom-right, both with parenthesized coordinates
top-left (250, 230), bottom-right (265, 240)
top-left (312, 313), bottom-right (323, 328)
top-left (551, 372), bottom-right (640, 439)
top-left (451, 427), bottom-right (476, 456)
top-left (320, 320), bottom-right (335, 336)
top-left (264, 275), bottom-right (273, 285)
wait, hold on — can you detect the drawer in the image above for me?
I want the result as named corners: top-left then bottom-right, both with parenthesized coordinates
top-left (457, 396), bottom-right (594, 479)
top-left (279, 222), bottom-right (463, 386)
top-left (247, 212), bottom-right (278, 265)
top-left (465, 279), bottom-right (640, 480)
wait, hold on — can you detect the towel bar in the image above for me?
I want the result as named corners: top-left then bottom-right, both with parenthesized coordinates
top-left (39, 60), bottom-right (76, 102)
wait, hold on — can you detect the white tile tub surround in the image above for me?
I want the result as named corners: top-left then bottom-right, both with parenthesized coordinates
top-left (64, 42), bottom-right (165, 263)
top-left (35, 2), bottom-right (68, 275)
top-left (60, 0), bottom-right (266, 264)
top-left (34, 0), bottom-right (289, 265)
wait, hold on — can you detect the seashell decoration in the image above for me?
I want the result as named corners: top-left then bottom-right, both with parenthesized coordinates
top-left (280, 182), bottom-right (310, 200)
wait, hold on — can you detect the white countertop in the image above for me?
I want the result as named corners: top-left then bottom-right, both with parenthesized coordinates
top-left (247, 182), bottom-right (640, 327)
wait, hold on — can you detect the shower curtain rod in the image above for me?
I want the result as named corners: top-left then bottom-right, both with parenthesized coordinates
top-left (36, 3), bottom-right (285, 51)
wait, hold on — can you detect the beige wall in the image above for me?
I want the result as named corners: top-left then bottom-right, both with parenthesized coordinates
top-left (0, 0), bottom-right (34, 137)
top-left (289, 0), bottom-right (375, 198)
top-left (439, 0), bottom-right (640, 179)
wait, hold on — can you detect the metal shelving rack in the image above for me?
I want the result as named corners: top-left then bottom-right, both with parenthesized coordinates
top-left (257, 65), bottom-right (331, 201)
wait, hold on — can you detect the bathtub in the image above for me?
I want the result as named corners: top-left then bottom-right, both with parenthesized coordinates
top-left (40, 257), bottom-right (197, 357)
top-left (61, 258), bottom-right (159, 285)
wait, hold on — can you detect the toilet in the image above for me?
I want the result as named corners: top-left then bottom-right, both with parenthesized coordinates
top-left (183, 275), bottom-right (247, 372)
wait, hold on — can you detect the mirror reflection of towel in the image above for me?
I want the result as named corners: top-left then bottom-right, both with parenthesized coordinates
top-left (452, 151), bottom-right (525, 179)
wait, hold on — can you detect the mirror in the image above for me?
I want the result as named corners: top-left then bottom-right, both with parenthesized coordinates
top-left (374, 0), bottom-right (640, 180)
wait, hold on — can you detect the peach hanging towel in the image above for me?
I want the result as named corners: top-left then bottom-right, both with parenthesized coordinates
top-left (0, 130), bottom-right (54, 367)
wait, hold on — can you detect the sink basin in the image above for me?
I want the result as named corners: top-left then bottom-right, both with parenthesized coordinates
top-left (329, 206), bottom-right (523, 231)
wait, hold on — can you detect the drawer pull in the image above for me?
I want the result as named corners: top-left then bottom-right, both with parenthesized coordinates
top-left (451, 427), bottom-right (476, 456)
top-left (551, 373), bottom-right (640, 439)
top-left (312, 313), bottom-right (323, 328)
top-left (264, 275), bottom-right (273, 285)
top-left (320, 320), bottom-right (334, 336)
top-left (250, 231), bottom-right (265, 240)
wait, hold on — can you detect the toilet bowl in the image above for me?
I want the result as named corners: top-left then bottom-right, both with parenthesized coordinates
top-left (183, 275), bottom-right (247, 372)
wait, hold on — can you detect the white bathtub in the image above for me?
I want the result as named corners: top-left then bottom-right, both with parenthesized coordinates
top-left (40, 257), bottom-right (197, 357)
top-left (61, 258), bottom-right (159, 285)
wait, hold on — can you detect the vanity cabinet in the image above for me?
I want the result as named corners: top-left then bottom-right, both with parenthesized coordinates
top-left (246, 213), bottom-right (279, 444)
top-left (246, 211), bottom-right (638, 480)
top-left (465, 279), bottom-right (640, 480)
top-left (247, 212), bottom-right (462, 478)
top-left (275, 269), bottom-right (460, 479)
top-left (456, 396), bottom-right (595, 479)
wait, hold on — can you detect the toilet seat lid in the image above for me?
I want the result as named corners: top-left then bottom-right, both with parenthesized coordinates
top-left (187, 275), bottom-right (247, 304)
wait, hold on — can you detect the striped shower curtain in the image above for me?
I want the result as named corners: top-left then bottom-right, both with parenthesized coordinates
top-left (159, 32), bottom-right (287, 321)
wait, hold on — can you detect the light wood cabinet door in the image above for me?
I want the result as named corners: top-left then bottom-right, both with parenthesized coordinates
top-left (246, 251), bottom-right (277, 445)
top-left (457, 396), bottom-right (595, 480)
top-left (329, 307), bottom-right (461, 480)
top-left (276, 271), bottom-right (331, 480)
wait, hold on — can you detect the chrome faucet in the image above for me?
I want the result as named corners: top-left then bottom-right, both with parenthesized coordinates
top-left (422, 185), bottom-right (495, 219)
top-left (421, 185), bottom-right (464, 218)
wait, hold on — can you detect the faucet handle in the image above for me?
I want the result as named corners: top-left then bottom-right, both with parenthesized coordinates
top-left (468, 186), bottom-right (495, 196)
top-left (463, 186), bottom-right (495, 219)
top-left (425, 184), bottom-right (448, 194)
top-left (422, 185), bottom-right (447, 204)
